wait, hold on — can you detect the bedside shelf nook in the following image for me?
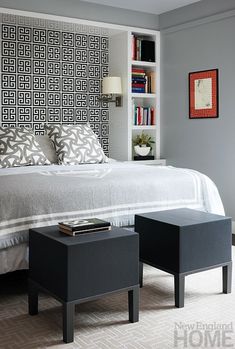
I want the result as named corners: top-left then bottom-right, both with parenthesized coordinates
top-left (105, 27), bottom-right (162, 164)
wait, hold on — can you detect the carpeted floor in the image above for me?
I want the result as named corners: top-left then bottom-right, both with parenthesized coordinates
top-left (0, 249), bottom-right (234, 349)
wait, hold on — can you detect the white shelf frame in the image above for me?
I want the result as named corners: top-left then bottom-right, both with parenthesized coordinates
top-left (130, 31), bottom-right (160, 161)
top-left (132, 60), bottom-right (156, 67)
top-left (132, 125), bottom-right (156, 130)
top-left (131, 93), bottom-right (156, 98)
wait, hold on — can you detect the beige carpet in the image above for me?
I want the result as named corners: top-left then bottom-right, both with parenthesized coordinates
top-left (0, 249), bottom-right (234, 349)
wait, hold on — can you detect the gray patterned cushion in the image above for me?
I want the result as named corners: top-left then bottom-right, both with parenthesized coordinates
top-left (0, 127), bottom-right (51, 168)
top-left (45, 124), bottom-right (107, 165)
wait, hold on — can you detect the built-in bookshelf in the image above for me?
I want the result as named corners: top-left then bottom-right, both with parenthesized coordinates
top-left (108, 28), bottom-right (160, 161)
top-left (130, 31), bottom-right (159, 161)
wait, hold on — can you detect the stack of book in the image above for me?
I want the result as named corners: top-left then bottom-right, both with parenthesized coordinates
top-left (132, 68), bottom-right (156, 94)
top-left (132, 68), bottom-right (146, 93)
top-left (132, 103), bottom-right (155, 126)
top-left (59, 218), bottom-right (111, 236)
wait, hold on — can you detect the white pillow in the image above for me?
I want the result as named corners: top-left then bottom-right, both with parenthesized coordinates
top-left (45, 124), bottom-right (107, 165)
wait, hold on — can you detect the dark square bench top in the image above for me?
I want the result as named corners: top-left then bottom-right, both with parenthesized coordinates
top-left (30, 225), bottom-right (137, 246)
top-left (137, 208), bottom-right (230, 227)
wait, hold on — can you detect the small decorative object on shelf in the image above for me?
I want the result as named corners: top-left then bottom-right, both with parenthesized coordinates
top-left (134, 145), bottom-right (151, 156)
top-left (133, 132), bottom-right (155, 157)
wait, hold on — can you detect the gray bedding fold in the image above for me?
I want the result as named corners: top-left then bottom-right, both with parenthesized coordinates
top-left (0, 163), bottom-right (224, 249)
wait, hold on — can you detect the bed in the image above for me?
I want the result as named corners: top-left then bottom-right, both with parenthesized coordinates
top-left (0, 161), bottom-right (224, 274)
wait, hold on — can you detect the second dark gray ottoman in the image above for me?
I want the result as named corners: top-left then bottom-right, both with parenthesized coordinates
top-left (135, 208), bottom-right (232, 308)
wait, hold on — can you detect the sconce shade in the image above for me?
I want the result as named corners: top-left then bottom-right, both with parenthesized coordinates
top-left (102, 77), bottom-right (122, 94)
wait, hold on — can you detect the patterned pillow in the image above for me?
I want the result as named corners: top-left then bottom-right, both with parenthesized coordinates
top-left (0, 127), bottom-right (51, 168)
top-left (45, 124), bottom-right (107, 165)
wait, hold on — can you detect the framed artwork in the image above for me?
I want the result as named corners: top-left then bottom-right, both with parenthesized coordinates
top-left (189, 69), bottom-right (219, 119)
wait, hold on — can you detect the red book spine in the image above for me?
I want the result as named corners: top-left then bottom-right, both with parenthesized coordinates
top-left (132, 68), bottom-right (145, 73)
top-left (132, 35), bottom-right (136, 60)
top-left (151, 108), bottom-right (155, 125)
top-left (137, 106), bottom-right (141, 125)
top-left (132, 83), bottom-right (145, 88)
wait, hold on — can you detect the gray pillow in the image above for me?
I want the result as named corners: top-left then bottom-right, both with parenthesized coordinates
top-left (45, 124), bottom-right (107, 165)
top-left (35, 135), bottom-right (58, 164)
top-left (0, 127), bottom-right (51, 168)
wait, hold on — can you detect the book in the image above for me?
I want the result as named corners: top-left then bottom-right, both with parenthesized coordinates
top-left (132, 68), bottom-right (145, 74)
top-left (132, 83), bottom-right (145, 88)
top-left (132, 88), bottom-right (145, 93)
top-left (131, 34), bottom-right (135, 60)
top-left (141, 40), bottom-right (155, 62)
top-left (146, 72), bottom-right (156, 93)
top-left (132, 77), bottom-right (146, 83)
top-left (59, 218), bottom-right (111, 235)
top-left (59, 225), bottom-right (111, 236)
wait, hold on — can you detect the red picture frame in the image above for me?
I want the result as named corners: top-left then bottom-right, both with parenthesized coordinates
top-left (189, 69), bottom-right (219, 119)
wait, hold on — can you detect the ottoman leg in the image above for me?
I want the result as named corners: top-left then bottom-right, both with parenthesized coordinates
top-left (174, 274), bottom-right (185, 308)
top-left (128, 287), bottom-right (139, 323)
top-left (223, 262), bottom-right (232, 294)
top-left (63, 302), bottom-right (75, 343)
top-left (28, 279), bottom-right (38, 315)
top-left (139, 262), bottom-right (143, 288)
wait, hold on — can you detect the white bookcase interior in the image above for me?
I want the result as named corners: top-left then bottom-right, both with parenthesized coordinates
top-left (109, 28), bottom-right (160, 161)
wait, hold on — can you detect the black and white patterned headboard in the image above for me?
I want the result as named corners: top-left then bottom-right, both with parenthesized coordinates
top-left (0, 13), bottom-right (109, 154)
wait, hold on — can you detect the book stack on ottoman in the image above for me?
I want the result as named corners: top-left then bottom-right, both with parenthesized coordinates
top-left (58, 218), bottom-right (111, 236)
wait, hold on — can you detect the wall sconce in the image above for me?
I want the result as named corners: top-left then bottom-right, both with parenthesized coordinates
top-left (99, 76), bottom-right (122, 107)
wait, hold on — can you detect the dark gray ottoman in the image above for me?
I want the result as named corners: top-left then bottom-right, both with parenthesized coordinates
top-left (135, 208), bottom-right (232, 308)
top-left (28, 226), bottom-right (139, 343)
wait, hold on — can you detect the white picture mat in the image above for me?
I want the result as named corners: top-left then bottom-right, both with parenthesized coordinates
top-left (194, 78), bottom-right (213, 110)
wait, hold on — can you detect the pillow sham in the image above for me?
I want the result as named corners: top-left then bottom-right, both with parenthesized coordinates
top-left (45, 124), bottom-right (107, 165)
top-left (0, 127), bottom-right (51, 168)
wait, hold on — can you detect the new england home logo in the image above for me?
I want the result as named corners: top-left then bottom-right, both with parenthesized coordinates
top-left (174, 321), bottom-right (234, 348)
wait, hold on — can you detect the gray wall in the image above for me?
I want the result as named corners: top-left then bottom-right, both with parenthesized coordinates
top-left (160, 11), bottom-right (235, 219)
top-left (0, 0), bottom-right (159, 29)
top-left (1, 0), bottom-right (235, 219)
top-left (160, 0), bottom-right (235, 29)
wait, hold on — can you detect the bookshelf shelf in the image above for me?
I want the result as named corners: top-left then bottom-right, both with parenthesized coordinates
top-left (132, 60), bottom-right (156, 67)
top-left (131, 93), bottom-right (156, 98)
top-left (132, 125), bottom-right (156, 130)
